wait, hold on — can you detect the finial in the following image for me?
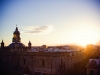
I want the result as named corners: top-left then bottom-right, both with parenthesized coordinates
top-left (16, 24), bottom-right (17, 27)
top-left (29, 39), bottom-right (30, 42)
top-left (29, 40), bottom-right (31, 44)
top-left (15, 24), bottom-right (18, 31)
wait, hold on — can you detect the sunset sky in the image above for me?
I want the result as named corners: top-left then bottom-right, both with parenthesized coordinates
top-left (0, 0), bottom-right (100, 47)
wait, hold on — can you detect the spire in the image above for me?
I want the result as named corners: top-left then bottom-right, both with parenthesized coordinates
top-left (28, 40), bottom-right (32, 49)
top-left (1, 39), bottom-right (4, 47)
top-left (15, 24), bottom-right (18, 31)
top-left (1, 39), bottom-right (4, 44)
top-left (29, 40), bottom-right (31, 44)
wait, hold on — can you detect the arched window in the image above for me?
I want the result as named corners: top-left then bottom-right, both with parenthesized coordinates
top-left (90, 60), bottom-right (97, 67)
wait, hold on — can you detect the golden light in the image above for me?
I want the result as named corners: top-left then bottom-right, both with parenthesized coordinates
top-left (67, 24), bottom-right (100, 47)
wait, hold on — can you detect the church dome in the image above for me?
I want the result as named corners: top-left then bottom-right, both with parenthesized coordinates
top-left (8, 42), bottom-right (25, 47)
top-left (8, 26), bottom-right (25, 48)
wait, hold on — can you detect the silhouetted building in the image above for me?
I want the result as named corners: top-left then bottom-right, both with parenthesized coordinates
top-left (1, 39), bottom-right (4, 48)
top-left (28, 41), bottom-right (32, 50)
top-left (86, 44), bottom-right (98, 57)
top-left (86, 53), bottom-right (100, 75)
top-left (0, 26), bottom-right (84, 75)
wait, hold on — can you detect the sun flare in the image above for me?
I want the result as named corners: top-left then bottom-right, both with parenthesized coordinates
top-left (67, 25), bottom-right (100, 47)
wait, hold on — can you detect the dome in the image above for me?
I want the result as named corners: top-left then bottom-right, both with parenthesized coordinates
top-left (8, 42), bottom-right (25, 47)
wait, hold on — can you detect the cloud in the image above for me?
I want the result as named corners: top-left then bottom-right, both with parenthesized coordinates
top-left (21, 25), bottom-right (55, 35)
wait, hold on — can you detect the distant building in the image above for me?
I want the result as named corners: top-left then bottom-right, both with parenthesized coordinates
top-left (0, 26), bottom-right (84, 75)
top-left (86, 44), bottom-right (99, 57)
top-left (86, 53), bottom-right (100, 75)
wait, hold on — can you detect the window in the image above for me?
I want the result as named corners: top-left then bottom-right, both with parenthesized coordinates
top-left (90, 60), bottom-right (97, 67)
top-left (89, 70), bottom-right (94, 75)
top-left (61, 59), bottom-right (63, 64)
top-left (42, 59), bottom-right (45, 66)
top-left (98, 71), bottom-right (100, 75)
top-left (23, 58), bottom-right (26, 64)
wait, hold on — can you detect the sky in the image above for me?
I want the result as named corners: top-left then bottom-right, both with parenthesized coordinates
top-left (0, 0), bottom-right (100, 47)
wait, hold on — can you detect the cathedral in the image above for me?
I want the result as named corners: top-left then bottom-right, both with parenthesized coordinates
top-left (0, 26), bottom-right (84, 75)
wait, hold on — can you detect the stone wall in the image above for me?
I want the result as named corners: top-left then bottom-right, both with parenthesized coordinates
top-left (0, 50), bottom-right (84, 75)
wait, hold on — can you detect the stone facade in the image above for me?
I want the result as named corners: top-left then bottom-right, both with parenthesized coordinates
top-left (0, 48), bottom-right (84, 75)
top-left (0, 27), bottom-right (84, 75)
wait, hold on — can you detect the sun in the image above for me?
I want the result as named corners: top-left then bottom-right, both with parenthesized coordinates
top-left (67, 25), bottom-right (100, 47)
top-left (73, 30), bottom-right (97, 46)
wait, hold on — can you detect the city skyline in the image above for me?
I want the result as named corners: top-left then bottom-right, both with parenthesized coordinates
top-left (0, 0), bottom-right (100, 47)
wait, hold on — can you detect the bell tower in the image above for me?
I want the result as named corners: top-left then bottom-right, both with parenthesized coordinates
top-left (28, 41), bottom-right (32, 49)
top-left (12, 25), bottom-right (21, 43)
top-left (1, 39), bottom-right (4, 48)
